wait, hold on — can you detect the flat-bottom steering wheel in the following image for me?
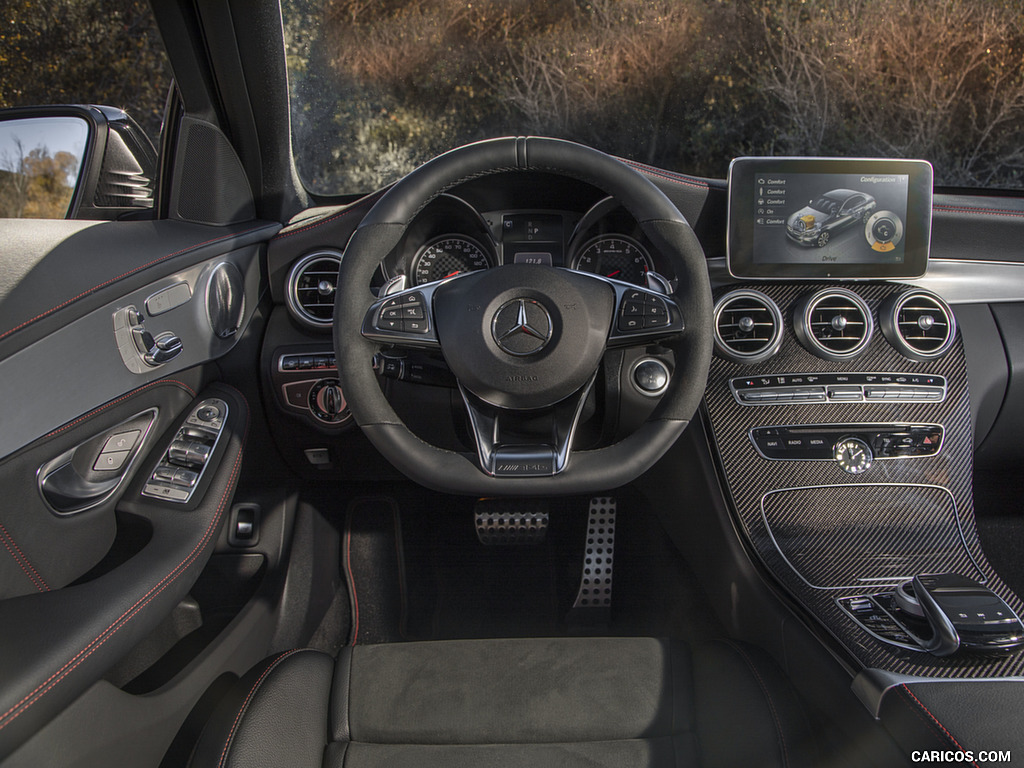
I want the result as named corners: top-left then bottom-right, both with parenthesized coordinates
top-left (334, 137), bottom-right (712, 496)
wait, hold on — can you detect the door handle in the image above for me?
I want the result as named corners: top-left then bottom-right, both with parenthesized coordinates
top-left (38, 409), bottom-right (157, 514)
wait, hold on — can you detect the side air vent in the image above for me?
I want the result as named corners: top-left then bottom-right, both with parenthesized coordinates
top-left (286, 250), bottom-right (343, 328)
top-left (880, 290), bottom-right (956, 361)
top-left (713, 290), bottom-right (784, 363)
top-left (794, 288), bottom-right (873, 361)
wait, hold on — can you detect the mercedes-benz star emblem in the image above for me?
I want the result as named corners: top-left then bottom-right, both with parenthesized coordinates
top-left (491, 298), bottom-right (553, 356)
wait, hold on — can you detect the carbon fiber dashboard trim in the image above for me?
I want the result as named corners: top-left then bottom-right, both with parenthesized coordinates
top-left (703, 281), bottom-right (1024, 677)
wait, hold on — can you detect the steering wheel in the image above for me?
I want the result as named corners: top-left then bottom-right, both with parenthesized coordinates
top-left (334, 137), bottom-right (712, 496)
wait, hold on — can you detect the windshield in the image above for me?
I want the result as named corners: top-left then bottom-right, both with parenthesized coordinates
top-left (283, 0), bottom-right (1024, 196)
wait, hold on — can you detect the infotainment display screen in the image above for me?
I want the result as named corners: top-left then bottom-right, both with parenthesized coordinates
top-left (727, 157), bottom-right (933, 279)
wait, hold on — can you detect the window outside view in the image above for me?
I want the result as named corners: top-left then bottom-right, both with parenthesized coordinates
top-left (283, 0), bottom-right (1024, 195)
top-left (0, 0), bottom-right (168, 218)
top-left (2, 0), bottom-right (1023, 210)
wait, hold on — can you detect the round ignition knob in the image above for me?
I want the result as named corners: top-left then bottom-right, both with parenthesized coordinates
top-left (632, 358), bottom-right (671, 397)
top-left (833, 437), bottom-right (873, 475)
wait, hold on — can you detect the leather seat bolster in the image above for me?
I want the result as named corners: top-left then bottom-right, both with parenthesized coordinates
top-left (692, 640), bottom-right (818, 768)
top-left (190, 648), bottom-right (335, 768)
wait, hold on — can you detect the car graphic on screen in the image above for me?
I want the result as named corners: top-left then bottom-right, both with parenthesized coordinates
top-left (785, 188), bottom-right (877, 247)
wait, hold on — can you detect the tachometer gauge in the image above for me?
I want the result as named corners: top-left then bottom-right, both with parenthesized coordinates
top-left (572, 235), bottom-right (653, 285)
top-left (412, 236), bottom-right (492, 285)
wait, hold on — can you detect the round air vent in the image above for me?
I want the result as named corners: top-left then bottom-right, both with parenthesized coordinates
top-left (880, 289), bottom-right (956, 361)
top-left (794, 288), bottom-right (873, 361)
top-left (286, 250), bottom-right (343, 328)
top-left (713, 289), bottom-right (784, 363)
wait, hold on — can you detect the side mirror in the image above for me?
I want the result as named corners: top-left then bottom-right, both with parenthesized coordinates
top-left (0, 105), bottom-right (157, 220)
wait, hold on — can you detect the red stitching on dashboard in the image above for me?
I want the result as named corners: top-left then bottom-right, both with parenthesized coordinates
top-left (0, 225), bottom-right (271, 343)
top-left (0, 523), bottom-right (49, 592)
top-left (217, 649), bottom-right (304, 768)
top-left (933, 205), bottom-right (1024, 219)
top-left (900, 685), bottom-right (978, 767)
top-left (272, 191), bottom-right (384, 241)
top-left (43, 379), bottom-right (197, 440)
top-left (620, 159), bottom-right (709, 190)
top-left (0, 390), bottom-right (248, 731)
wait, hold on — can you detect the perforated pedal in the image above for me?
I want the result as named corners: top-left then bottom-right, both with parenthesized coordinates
top-left (572, 497), bottom-right (617, 610)
top-left (474, 499), bottom-right (549, 545)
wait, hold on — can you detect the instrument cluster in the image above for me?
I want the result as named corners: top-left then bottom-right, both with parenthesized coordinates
top-left (381, 194), bottom-right (672, 288)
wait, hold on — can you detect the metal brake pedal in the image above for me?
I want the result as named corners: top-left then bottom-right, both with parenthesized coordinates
top-left (571, 497), bottom-right (617, 614)
top-left (474, 498), bottom-right (549, 545)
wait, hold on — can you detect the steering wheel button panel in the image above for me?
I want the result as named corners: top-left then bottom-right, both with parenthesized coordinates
top-left (610, 283), bottom-right (681, 340)
top-left (365, 288), bottom-right (439, 347)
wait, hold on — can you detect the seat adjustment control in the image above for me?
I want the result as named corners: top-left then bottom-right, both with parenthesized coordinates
top-left (114, 304), bottom-right (184, 372)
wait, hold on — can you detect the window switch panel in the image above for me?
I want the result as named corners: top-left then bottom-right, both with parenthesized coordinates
top-left (143, 398), bottom-right (228, 504)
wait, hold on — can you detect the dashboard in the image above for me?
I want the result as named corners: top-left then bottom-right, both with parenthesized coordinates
top-left (261, 156), bottom-right (1024, 711)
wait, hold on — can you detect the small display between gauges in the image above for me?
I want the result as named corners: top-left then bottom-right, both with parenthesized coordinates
top-left (412, 236), bottom-right (492, 285)
top-left (572, 235), bottom-right (652, 285)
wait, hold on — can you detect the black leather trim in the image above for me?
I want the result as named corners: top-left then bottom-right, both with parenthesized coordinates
top-left (329, 647), bottom-right (352, 743)
top-left (0, 384), bottom-right (249, 761)
top-left (191, 649), bottom-right (334, 768)
top-left (931, 193), bottom-right (1024, 263)
top-left (880, 681), bottom-right (1024, 765)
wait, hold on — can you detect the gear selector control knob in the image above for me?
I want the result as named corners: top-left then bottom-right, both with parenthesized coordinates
top-left (899, 574), bottom-right (1024, 657)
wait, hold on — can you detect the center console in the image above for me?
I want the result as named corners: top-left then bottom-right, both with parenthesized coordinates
top-left (705, 158), bottom-right (1024, 713)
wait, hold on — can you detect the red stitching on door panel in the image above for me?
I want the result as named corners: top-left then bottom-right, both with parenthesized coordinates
top-left (0, 224), bottom-right (271, 342)
top-left (0, 390), bottom-right (248, 731)
top-left (0, 523), bottom-right (49, 592)
top-left (43, 379), bottom-right (196, 439)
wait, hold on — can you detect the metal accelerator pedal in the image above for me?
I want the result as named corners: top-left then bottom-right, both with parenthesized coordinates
top-left (474, 498), bottom-right (549, 545)
top-left (568, 496), bottom-right (617, 626)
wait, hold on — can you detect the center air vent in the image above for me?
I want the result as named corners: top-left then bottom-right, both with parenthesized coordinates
top-left (286, 250), bottom-right (343, 328)
top-left (794, 288), bottom-right (873, 361)
top-left (880, 289), bottom-right (956, 361)
top-left (713, 289), bottom-right (783, 363)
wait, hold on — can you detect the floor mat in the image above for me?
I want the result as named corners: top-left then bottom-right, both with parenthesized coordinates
top-left (397, 491), bottom-right (724, 643)
top-left (344, 495), bottom-right (408, 644)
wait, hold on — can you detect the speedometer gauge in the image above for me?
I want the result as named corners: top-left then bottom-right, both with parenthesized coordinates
top-left (572, 236), bottom-right (653, 285)
top-left (412, 236), bottom-right (492, 285)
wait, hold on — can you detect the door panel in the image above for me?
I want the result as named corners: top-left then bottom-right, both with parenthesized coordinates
top-left (0, 239), bottom-right (267, 458)
top-left (0, 377), bottom-right (199, 599)
top-left (0, 217), bottom-right (277, 760)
